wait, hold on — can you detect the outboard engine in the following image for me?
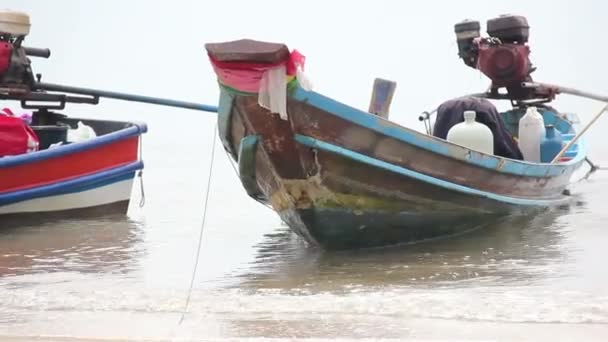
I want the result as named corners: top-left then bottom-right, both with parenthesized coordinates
top-left (454, 15), bottom-right (545, 102)
top-left (0, 10), bottom-right (36, 92)
top-left (479, 15), bottom-right (531, 87)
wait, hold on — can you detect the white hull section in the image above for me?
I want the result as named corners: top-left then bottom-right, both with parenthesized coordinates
top-left (0, 179), bottom-right (134, 215)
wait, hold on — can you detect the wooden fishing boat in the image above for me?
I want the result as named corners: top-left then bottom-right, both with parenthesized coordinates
top-left (204, 17), bottom-right (596, 249)
top-left (1, 10), bottom-right (225, 223)
top-left (0, 10), bottom-right (146, 219)
top-left (0, 111), bottom-right (146, 218)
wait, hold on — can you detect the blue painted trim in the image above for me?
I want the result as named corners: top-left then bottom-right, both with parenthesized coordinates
top-left (238, 135), bottom-right (263, 198)
top-left (295, 134), bottom-right (569, 207)
top-left (291, 86), bottom-right (586, 177)
top-left (0, 161), bottom-right (143, 206)
top-left (0, 123), bottom-right (146, 168)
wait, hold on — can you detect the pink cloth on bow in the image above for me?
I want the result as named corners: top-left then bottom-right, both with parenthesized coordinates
top-left (209, 50), bottom-right (306, 93)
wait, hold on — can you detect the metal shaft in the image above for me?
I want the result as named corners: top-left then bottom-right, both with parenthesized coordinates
top-left (35, 82), bottom-right (219, 113)
top-left (522, 81), bottom-right (608, 103)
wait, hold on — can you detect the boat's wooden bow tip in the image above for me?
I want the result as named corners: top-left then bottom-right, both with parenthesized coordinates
top-left (204, 38), bottom-right (289, 64)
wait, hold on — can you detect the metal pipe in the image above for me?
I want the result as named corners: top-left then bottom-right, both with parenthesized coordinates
top-left (521, 81), bottom-right (608, 103)
top-left (35, 82), bottom-right (219, 113)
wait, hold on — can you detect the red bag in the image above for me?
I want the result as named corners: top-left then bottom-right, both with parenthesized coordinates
top-left (0, 108), bottom-right (39, 157)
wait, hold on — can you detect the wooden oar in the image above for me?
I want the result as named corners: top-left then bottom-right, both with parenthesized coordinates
top-left (35, 82), bottom-right (219, 113)
top-left (551, 103), bottom-right (608, 163)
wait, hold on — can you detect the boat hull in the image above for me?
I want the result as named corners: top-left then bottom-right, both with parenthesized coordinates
top-left (0, 118), bottom-right (146, 220)
top-left (267, 140), bottom-right (556, 249)
top-left (0, 168), bottom-right (137, 216)
top-left (280, 208), bottom-right (503, 250)
top-left (215, 87), bottom-right (584, 249)
top-left (205, 39), bottom-right (585, 249)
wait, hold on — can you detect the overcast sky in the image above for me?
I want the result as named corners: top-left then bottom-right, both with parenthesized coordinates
top-left (4, 0), bottom-right (608, 153)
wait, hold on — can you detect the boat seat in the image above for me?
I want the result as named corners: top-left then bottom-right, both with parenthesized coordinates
top-left (205, 39), bottom-right (289, 64)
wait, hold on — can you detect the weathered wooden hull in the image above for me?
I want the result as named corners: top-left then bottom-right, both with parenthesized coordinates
top-left (213, 83), bottom-right (586, 249)
top-left (204, 34), bottom-right (588, 250)
top-left (279, 208), bottom-right (502, 250)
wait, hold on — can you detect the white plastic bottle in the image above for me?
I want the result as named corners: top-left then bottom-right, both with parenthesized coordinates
top-left (517, 106), bottom-right (546, 162)
top-left (447, 110), bottom-right (494, 154)
top-left (67, 121), bottom-right (97, 143)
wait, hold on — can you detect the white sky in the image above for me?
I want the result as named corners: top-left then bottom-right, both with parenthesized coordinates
top-left (3, 0), bottom-right (608, 151)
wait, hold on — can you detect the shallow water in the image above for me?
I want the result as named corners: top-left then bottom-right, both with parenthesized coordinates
top-left (1, 160), bottom-right (608, 341)
top-left (2, 1), bottom-right (608, 340)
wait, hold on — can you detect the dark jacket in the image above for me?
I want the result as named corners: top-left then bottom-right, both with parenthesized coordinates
top-left (432, 96), bottom-right (524, 160)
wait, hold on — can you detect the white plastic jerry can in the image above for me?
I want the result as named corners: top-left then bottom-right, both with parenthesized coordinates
top-left (517, 106), bottom-right (546, 162)
top-left (447, 110), bottom-right (494, 154)
top-left (67, 121), bottom-right (97, 143)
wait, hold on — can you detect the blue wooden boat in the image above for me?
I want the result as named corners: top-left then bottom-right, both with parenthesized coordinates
top-left (202, 32), bottom-right (591, 250)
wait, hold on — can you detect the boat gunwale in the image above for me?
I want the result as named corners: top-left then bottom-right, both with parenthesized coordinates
top-left (290, 85), bottom-right (587, 178)
top-left (0, 120), bottom-right (147, 169)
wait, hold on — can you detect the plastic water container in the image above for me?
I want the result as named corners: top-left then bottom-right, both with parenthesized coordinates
top-left (518, 106), bottom-right (546, 162)
top-left (540, 125), bottom-right (563, 163)
top-left (67, 121), bottom-right (97, 143)
top-left (446, 110), bottom-right (494, 154)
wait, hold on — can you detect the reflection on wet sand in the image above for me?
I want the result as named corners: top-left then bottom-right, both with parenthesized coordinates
top-left (0, 214), bottom-right (145, 277)
top-left (235, 205), bottom-right (582, 291)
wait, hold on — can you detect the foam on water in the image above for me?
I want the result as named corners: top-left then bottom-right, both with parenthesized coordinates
top-left (2, 276), bottom-right (608, 325)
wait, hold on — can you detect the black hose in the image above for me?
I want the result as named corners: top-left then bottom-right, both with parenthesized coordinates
top-left (23, 47), bottom-right (51, 58)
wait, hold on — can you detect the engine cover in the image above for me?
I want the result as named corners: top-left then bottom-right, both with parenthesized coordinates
top-left (0, 10), bottom-right (30, 36)
top-left (0, 42), bottom-right (34, 90)
top-left (477, 43), bottom-right (530, 87)
top-left (0, 42), bottom-right (11, 75)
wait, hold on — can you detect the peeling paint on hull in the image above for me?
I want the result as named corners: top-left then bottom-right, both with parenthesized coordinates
top-left (213, 85), bottom-right (584, 250)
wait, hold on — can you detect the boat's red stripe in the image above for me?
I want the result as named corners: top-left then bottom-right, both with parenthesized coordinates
top-left (0, 137), bottom-right (139, 193)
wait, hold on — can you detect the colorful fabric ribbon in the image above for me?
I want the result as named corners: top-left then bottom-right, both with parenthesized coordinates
top-left (208, 50), bottom-right (306, 93)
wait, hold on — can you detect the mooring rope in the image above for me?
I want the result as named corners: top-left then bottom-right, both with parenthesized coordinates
top-left (178, 123), bottom-right (218, 325)
top-left (138, 134), bottom-right (146, 208)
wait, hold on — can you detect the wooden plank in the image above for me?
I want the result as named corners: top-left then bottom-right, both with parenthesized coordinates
top-left (205, 39), bottom-right (289, 63)
top-left (368, 78), bottom-right (397, 119)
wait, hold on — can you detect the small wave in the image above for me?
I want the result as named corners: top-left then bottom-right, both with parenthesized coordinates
top-left (3, 283), bottom-right (608, 324)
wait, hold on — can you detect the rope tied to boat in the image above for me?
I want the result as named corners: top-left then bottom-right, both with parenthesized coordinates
top-left (138, 134), bottom-right (146, 208)
top-left (178, 123), bottom-right (218, 326)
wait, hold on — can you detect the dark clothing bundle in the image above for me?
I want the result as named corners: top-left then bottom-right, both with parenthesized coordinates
top-left (432, 96), bottom-right (524, 160)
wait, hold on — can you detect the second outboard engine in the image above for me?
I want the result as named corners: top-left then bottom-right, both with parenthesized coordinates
top-left (0, 10), bottom-right (36, 91)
